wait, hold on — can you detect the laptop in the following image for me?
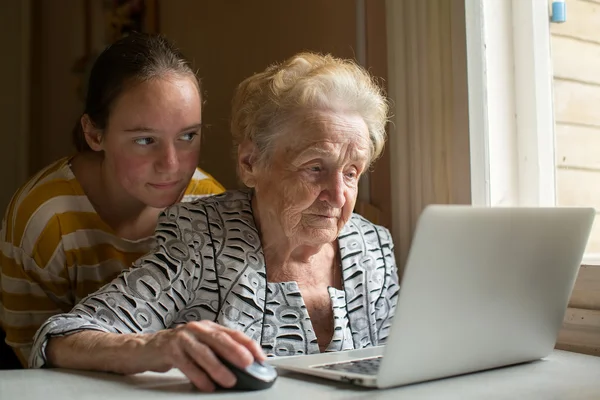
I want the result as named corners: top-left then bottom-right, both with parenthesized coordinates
top-left (269, 205), bottom-right (595, 389)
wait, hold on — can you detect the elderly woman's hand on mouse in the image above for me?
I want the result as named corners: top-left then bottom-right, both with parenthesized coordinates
top-left (140, 321), bottom-right (266, 391)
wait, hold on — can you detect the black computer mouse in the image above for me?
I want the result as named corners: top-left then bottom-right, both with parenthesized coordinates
top-left (214, 356), bottom-right (278, 391)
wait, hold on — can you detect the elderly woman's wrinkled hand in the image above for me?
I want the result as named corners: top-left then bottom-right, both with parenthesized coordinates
top-left (143, 320), bottom-right (266, 392)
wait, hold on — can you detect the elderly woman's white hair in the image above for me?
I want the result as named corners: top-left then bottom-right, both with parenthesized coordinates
top-left (231, 52), bottom-right (389, 169)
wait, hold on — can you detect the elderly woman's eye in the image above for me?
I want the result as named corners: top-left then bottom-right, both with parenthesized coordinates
top-left (346, 169), bottom-right (359, 179)
top-left (134, 137), bottom-right (154, 146)
top-left (308, 166), bottom-right (322, 172)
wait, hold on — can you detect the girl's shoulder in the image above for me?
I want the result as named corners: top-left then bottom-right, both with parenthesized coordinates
top-left (2, 156), bottom-right (90, 246)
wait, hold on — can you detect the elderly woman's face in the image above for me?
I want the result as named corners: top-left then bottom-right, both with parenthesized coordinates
top-left (253, 111), bottom-right (371, 246)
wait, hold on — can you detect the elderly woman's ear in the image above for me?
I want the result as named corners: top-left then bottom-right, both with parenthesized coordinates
top-left (237, 140), bottom-right (260, 187)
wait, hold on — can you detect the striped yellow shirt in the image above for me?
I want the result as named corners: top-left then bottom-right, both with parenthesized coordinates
top-left (0, 157), bottom-right (225, 366)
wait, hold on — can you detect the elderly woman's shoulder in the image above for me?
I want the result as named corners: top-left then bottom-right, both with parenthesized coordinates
top-left (168, 189), bottom-right (251, 214)
top-left (346, 212), bottom-right (394, 243)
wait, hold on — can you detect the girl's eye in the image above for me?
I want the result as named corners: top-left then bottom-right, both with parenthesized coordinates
top-left (134, 137), bottom-right (154, 146)
top-left (181, 132), bottom-right (198, 142)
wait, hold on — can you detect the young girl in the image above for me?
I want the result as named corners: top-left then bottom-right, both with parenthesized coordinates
top-left (0, 33), bottom-right (224, 367)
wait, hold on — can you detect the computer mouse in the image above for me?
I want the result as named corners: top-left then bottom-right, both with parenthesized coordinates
top-left (214, 355), bottom-right (278, 391)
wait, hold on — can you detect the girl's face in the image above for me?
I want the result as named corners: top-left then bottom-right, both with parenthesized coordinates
top-left (92, 75), bottom-right (202, 208)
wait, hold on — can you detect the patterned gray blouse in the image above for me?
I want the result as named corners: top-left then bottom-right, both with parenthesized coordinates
top-left (29, 190), bottom-right (400, 368)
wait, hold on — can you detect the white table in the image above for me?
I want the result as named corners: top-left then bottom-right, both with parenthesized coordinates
top-left (1, 350), bottom-right (600, 399)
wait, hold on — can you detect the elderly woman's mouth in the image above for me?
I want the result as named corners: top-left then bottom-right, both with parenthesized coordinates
top-left (305, 214), bottom-right (339, 224)
top-left (305, 212), bottom-right (339, 218)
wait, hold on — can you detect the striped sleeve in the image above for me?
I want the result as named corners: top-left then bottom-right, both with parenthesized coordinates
top-left (0, 166), bottom-right (73, 366)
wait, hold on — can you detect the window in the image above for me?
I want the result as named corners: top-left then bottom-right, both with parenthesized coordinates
top-left (465, 0), bottom-right (556, 208)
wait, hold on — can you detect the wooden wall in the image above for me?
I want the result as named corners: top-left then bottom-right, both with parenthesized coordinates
top-left (557, 266), bottom-right (600, 355)
top-left (552, 0), bottom-right (600, 252)
top-left (551, 0), bottom-right (600, 356)
top-left (0, 0), bottom-right (32, 213)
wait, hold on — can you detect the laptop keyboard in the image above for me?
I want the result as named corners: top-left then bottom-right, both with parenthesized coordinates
top-left (314, 356), bottom-right (382, 375)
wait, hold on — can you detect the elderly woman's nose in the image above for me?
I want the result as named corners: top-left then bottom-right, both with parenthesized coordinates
top-left (320, 172), bottom-right (346, 208)
top-left (155, 144), bottom-right (179, 173)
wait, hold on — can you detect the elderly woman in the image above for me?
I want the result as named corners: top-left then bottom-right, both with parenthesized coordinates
top-left (29, 52), bottom-right (399, 392)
